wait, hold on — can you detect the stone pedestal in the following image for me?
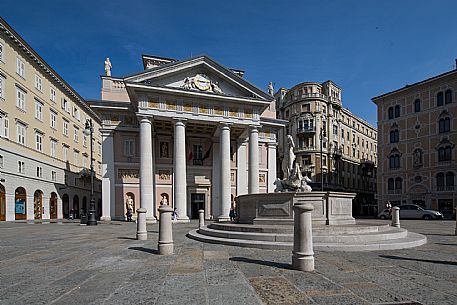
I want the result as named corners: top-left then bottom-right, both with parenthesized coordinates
top-left (158, 205), bottom-right (174, 255)
top-left (392, 206), bottom-right (400, 228)
top-left (198, 209), bottom-right (205, 229)
top-left (292, 203), bottom-right (314, 272)
top-left (136, 208), bottom-right (147, 240)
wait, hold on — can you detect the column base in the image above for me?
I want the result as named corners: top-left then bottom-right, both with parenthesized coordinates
top-left (146, 217), bottom-right (157, 224)
top-left (158, 241), bottom-right (174, 255)
top-left (217, 216), bottom-right (231, 222)
top-left (292, 252), bottom-right (314, 272)
top-left (174, 216), bottom-right (190, 223)
top-left (136, 232), bottom-right (148, 240)
top-left (100, 216), bottom-right (111, 221)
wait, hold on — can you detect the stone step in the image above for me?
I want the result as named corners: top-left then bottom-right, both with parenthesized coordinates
top-left (208, 222), bottom-right (392, 234)
top-left (198, 226), bottom-right (408, 243)
top-left (187, 229), bottom-right (427, 252)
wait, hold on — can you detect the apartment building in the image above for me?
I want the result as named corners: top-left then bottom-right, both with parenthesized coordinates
top-left (0, 17), bottom-right (102, 221)
top-left (275, 81), bottom-right (378, 216)
top-left (373, 63), bottom-right (457, 218)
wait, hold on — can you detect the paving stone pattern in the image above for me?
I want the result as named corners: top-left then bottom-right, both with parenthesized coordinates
top-left (0, 220), bottom-right (456, 305)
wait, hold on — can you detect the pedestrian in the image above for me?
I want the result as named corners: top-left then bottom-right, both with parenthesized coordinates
top-left (386, 201), bottom-right (392, 218)
top-left (229, 206), bottom-right (236, 222)
top-left (172, 208), bottom-right (177, 222)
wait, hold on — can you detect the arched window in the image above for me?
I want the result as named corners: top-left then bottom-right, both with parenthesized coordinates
top-left (436, 173), bottom-right (445, 190)
top-left (389, 155), bottom-right (400, 169)
top-left (34, 190), bottom-right (43, 220)
top-left (388, 107), bottom-right (394, 120)
top-left (437, 92), bottom-right (444, 106)
top-left (390, 130), bottom-right (399, 143)
top-left (394, 177), bottom-right (402, 190)
top-left (394, 105), bottom-right (400, 118)
top-left (438, 146), bottom-right (452, 162)
top-left (50, 192), bottom-right (58, 219)
top-left (387, 178), bottom-right (394, 191)
top-left (445, 89), bottom-right (453, 104)
top-left (62, 194), bottom-right (69, 219)
top-left (414, 99), bottom-right (421, 112)
top-left (445, 172), bottom-right (454, 188)
top-left (439, 117), bottom-right (450, 133)
top-left (0, 184), bottom-right (5, 221)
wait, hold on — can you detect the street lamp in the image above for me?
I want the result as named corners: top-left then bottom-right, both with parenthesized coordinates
top-left (84, 118), bottom-right (97, 226)
top-left (320, 127), bottom-right (328, 191)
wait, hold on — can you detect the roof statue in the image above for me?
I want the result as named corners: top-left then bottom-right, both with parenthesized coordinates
top-left (104, 57), bottom-right (112, 76)
top-left (268, 81), bottom-right (274, 96)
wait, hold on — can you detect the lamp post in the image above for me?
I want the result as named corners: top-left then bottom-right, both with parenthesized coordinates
top-left (84, 118), bottom-right (97, 226)
top-left (320, 126), bottom-right (327, 191)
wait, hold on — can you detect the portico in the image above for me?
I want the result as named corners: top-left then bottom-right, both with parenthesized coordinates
top-left (91, 55), bottom-right (285, 222)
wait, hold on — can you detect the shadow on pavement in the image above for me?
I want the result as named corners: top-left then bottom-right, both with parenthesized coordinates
top-left (434, 242), bottom-right (457, 247)
top-left (423, 233), bottom-right (456, 236)
top-left (128, 246), bottom-right (159, 254)
top-left (118, 237), bottom-right (137, 240)
top-left (230, 256), bottom-right (291, 270)
top-left (379, 255), bottom-right (457, 266)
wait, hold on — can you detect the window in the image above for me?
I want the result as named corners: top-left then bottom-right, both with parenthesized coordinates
top-left (439, 118), bottom-right (450, 133)
top-left (34, 75), bottom-right (42, 91)
top-left (82, 155), bottom-right (87, 168)
top-left (62, 98), bottom-right (70, 113)
top-left (18, 161), bottom-right (25, 174)
top-left (438, 146), bottom-right (452, 162)
top-left (98, 142), bottom-right (102, 156)
top-left (63, 145), bottom-right (69, 162)
top-left (50, 139), bottom-right (57, 157)
top-left (0, 113), bottom-right (9, 138)
top-left (36, 166), bottom-right (42, 178)
top-left (35, 132), bottom-right (43, 152)
top-left (73, 150), bottom-right (79, 166)
top-left (445, 89), bottom-right (452, 104)
top-left (16, 87), bottom-right (26, 110)
top-left (0, 74), bottom-right (5, 99)
top-left (0, 154), bottom-right (3, 168)
top-left (389, 130), bottom-right (399, 143)
top-left (0, 42), bottom-right (3, 62)
top-left (50, 110), bottom-right (57, 129)
top-left (124, 139), bottom-right (135, 156)
top-left (35, 100), bottom-right (43, 121)
top-left (446, 172), bottom-right (454, 188)
top-left (83, 135), bottom-right (87, 148)
top-left (414, 99), bottom-right (421, 112)
top-left (388, 178), bottom-right (394, 191)
top-left (388, 107), bottom-right (393, 119)
top-left (16, 122), bottom-right (26, 145)
top-left (51, 171), bottom-right (57, 182)
top-left (193, 144), bottom-right (203, 165)
top-left (16, 58), bottom-right (25, 78)
top-left (74, 127), bottom-right (79, 142)
top-left (50, 87), bottom-right (56, 102)
top-left (63, 119), bottom-right (69, 136)
top-left (389, 155), bottom-right (400, 169)
top-left (72, 106), bottom-right (80, 121)
top-left (437, 92), bottom-right (444, 106)
top-left (394, 105), bottom-right (400, 118)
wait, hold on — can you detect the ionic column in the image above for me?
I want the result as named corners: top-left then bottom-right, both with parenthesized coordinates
top-left (101, 130), bottom-right (114, 221)
top-left (218, 123), bottom-right (231, 222)
top-left (139, 118), bottom-right (155, 223)
top-left (236, 140), bottom-right (248, 195)
top-left (267, 142), bottom-right (277, 192)
top-left (173, 119), bottom-right (189, 222)
top-left (248, 126), bottom-right (259, 194)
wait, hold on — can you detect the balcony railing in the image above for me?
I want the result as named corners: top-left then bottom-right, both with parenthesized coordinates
top-left (297, 127), bottom-right (316, 134)
top-left (387, 189), bottom-right (402, 194)
top-left (437, 185), bottom-right (455, 191)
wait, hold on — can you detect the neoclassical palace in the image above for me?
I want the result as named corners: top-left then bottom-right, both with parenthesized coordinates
top-left (373, 64), bottom-right (457, 217)
top-left (90, 55), bottom-right (284, 221)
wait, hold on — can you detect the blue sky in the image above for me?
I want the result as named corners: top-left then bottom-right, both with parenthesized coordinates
top-left (3, 0), bottom-right (457, 125)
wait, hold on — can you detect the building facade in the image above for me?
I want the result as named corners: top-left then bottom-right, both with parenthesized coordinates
top-left (275, 81), bottom-right (378, 216)
top-left (90, 54), bottom-right (283, 222)
top-left (373, 66), bottom-right (457, 218)
top-left (0, 18), bottom-right (102, 221)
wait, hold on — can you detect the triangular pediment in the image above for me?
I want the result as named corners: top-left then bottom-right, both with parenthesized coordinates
top-left (124, 56), bottom-right (272, 101)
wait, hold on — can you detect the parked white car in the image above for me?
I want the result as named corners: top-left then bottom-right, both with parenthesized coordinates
top-left (378, 204), bottom-right (443, 220)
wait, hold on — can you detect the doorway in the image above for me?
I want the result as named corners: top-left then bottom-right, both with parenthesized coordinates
top-left (190, 193), bottom-right (205, 219)
top-left (15, 187), bottom-right (27, 220)
top-left (34, 190), bottom-right (43, 220)
top-left (50, 192), bottom-right (58, 219)
top-left (0, 184), bottom-right (5, 221)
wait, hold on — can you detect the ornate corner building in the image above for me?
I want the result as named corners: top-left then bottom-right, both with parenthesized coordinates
top-left (0, 18), bottom-right (102, 222)
top-left (372, 64), bottom-right (457, 218)
top-left (275, 81), bottom-right (378, 216)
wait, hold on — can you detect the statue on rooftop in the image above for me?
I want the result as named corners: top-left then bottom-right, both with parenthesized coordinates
top-left (268, 82), bottom-right (274, 96)
top-left (104, 57), bottom-right (112, 76)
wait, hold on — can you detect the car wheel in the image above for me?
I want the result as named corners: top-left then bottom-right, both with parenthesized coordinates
top-left (380, 215), bottom-right (387, 220)
top-left (423, 215), bottom-right (432, 220)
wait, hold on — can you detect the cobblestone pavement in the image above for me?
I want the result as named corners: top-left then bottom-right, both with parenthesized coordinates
top-left (0, 219), bottom-right (456, 305)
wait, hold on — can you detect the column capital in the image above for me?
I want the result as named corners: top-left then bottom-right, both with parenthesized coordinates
top-left (248, 125), bottom-right (260, 132)
top-left (172, 118), bottom-right (187, 126)
top-left (138, 117), bottom-right (152, 125)
top-left (266, 142), bottom-right (278, 148)
top-left (219, 122), bottom-right (232, 130)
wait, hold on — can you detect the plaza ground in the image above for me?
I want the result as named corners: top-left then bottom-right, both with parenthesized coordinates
top-left (0, 219), bottom-right (456, 305)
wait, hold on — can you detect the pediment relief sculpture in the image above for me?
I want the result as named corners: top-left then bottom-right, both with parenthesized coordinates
top-left (182, 74), bottom-right (223, 94)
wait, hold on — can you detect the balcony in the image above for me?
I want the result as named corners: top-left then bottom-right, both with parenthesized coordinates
top-left (387, 189), bottom-right (402, 194)
top-left (295, 146), bottom-right (317, 153)
top-left (437, 185), bottom-right (455, 192)
top-left (297, 126), bottom-right (316, 134)
top-left (333, 148), bottom-right (343, 157)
